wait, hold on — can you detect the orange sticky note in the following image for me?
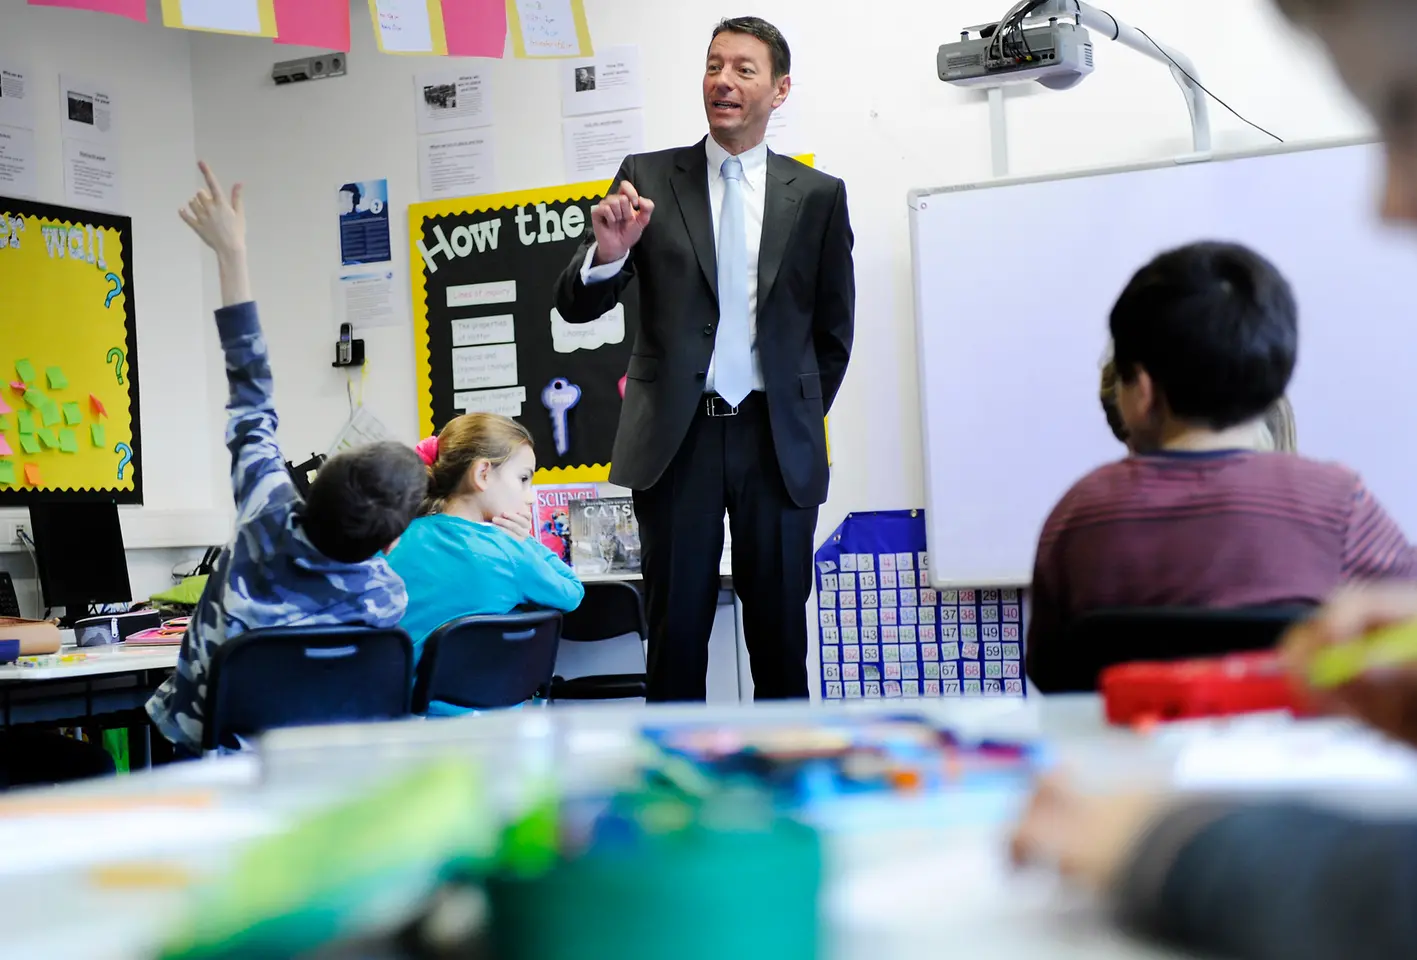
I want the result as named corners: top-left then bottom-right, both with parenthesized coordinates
top-left (90, 394), bottom-right (108, 418)
top-left (23, 464), bottom-right (40, 486)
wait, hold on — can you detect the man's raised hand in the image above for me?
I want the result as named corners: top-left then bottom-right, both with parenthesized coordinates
top-left (590, 181), bottom-right (655, 265)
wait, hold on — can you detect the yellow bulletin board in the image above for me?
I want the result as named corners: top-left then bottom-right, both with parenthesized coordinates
top-left (409, 154), bottom-right (827, 485)
top-left (0, 197), bottom-right (141, 503)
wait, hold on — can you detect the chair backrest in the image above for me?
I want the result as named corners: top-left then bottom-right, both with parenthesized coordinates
top-left (560, 580), bottom-right (647, 643)
top-left (1055, 605), bottom-right (1313, 693)
top-left (413, 610), bottom-right (563, 712)
top-left (202, 625), bottom-right (413, 751)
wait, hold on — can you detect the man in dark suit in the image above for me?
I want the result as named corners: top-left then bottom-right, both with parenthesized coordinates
top-left (554, 16), bottom-right (855, 702)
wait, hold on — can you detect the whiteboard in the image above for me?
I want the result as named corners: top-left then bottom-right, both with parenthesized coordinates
top-left (909, 138), bottom-right (1417, 588)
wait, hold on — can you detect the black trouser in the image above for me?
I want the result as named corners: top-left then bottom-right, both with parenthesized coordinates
top-left (633, 393), bottom-right (817, 702)
top-left (0, 729), bottom-right (116, 789)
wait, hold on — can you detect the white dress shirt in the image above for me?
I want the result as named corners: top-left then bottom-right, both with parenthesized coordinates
top-left (581, 137), bottom-right (769, 393)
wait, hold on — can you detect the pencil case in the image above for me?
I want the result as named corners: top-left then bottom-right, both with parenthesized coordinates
top-left (0, 617), bottom-right (63, 662)
top-left (74, 610), bottom-right (164, 647)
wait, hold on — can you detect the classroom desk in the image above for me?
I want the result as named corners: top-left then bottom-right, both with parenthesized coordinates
top-left (0, 696), bottom-right (1204, 960)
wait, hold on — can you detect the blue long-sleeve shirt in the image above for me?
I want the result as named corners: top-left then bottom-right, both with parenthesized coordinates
top-left (146, 302), bottom-right (409, 753)
top-left (388, 513), bottom-right (585, 669)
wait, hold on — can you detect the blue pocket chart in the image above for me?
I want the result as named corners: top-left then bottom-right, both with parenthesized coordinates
top-left (815, 509), bottom-right (1026, 701)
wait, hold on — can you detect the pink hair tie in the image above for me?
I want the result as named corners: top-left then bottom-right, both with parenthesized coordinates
top-left (415, 435), bottom-right (439, 466)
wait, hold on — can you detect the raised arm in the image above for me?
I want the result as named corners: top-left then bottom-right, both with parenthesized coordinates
top-left (814, 178), bottom-right (855, 412)
top-left (553, 156), bottom-right (650, 324)
top-left (179, 162), bottom-right (295, 521)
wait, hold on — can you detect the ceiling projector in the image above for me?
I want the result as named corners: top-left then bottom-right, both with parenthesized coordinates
top-left (937, 20), bottom-right (1095, 90)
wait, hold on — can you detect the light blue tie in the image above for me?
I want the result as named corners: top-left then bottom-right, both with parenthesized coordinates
top-left (713, 156), bottom-right (752, 408)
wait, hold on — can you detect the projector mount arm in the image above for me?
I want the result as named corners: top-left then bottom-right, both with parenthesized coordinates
top-left (975, 0), bottom-right (1211, 175)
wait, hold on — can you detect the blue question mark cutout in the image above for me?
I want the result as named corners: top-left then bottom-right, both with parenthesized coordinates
top-left (114, 442), bottom-right (133, 480)
top-left (104, 273), bottom-right (122, 308)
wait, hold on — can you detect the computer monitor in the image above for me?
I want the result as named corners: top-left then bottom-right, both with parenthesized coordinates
top-left (28, 501), bottom-right (132, 618)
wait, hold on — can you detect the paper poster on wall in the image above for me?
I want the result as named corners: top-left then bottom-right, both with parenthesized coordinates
top-left (0, 195), bottom-right (142, 502)
top-left (59, 75), bottom-right (116, 144)
top-left (160, 0), bottom-right (277, 35)
top-left (418, 131), bottom-right (495, 201)
top-left (508, 0), bottom-right (592, 59)
top-left (442, 0), bottom-right (505, 58)
top-left (334, 267), bottom-right (403, 330)
top-left (561, 111), bottom-right (643, 183)
top-left (414, 67), bottom-right (493, 136)
top-left (410, 181), bottom-right (635, 482)
top-left (63, 139), bottom-right (122, 213)
top-left (0, 62), bottom-right (36, 132)
top-left (766, 86), bottom-right (806, 155)
top-left (369, 0), bottom-right (447, 55)
top-left (27, 0), bottom-right (148, 21)
top-left (0, 128), bottom-right (38, 199)
top-left (338, 178), bottom-right (391, 266)
top-left (560, 45), bottom-right (642, 117)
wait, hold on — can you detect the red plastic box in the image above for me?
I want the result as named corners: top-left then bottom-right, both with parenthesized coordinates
top-left (1100, 652), bottom-right (1314, 726)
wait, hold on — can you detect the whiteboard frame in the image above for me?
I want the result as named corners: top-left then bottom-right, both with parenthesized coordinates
top-left (907, 135), bottom-right (1378, 589)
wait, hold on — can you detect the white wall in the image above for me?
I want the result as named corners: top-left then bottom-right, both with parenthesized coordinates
top-left (185, 0), bottom-right (1372, 546)
top-left (0, 0), bottom-right (228, 615)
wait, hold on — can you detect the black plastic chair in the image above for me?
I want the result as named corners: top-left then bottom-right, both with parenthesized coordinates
top-left (201, 625), bottom-right (414, 751)
top-left (1040, 605), bottom-right (1314, 693)
top-left (550, 581), bottom-right (649, 701)
top-left (413, 610), bottom-right (563, 713)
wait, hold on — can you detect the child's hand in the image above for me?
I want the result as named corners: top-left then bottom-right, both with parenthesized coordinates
top-left (178, 162), bottom-right (245, 258)
top-left (1008, 772), bottom-right (1167, 892)
top-left (1281, 584), bottom-right (1417, 748)
top-left (492, 509), bottom-right (534, 541)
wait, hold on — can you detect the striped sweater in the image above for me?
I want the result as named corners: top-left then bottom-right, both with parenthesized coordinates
top-left (1026, 450), bottom-right (1415, 690)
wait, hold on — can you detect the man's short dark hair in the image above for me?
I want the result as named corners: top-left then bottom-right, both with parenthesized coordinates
top-left (302, 441), bottom-right (427, 563)
top-left (1110, 241), bottom-right (1298, 431)
top-left (711, 17), bottom-right (791, 78)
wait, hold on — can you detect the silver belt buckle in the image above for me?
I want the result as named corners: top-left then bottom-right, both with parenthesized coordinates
top-left (704, 395), bottom-right (739, 417)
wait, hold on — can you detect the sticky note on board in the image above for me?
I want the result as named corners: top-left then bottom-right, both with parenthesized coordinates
top-left (16, 411), bottom-right (34, 434)
top-left (24, 389), bottom-right (46, 409)
top-left (91, 424), bottom-right (106, 448)
top-left (46, 367), bottom-right (68, 390)
top-left (8, 382), bottom-right (25, 393)
top-left (58, 429), bottom-right (78, 453)
top-left (38, 428), bottom-right (59, 449)
top-left (23, 464), bottom-right (40, 486)
top-left (0, 461), bottom-right (13, 486)
top-left (90, 394), bottom-right (108, 418)
top-left (0, 436), bottom-right (11, 457)
top-left (62, 402), bottom-right (81, 425)
top-left (0, 397), bottom-right (10, 415)
top-left (19, 435), bottom-right (39, 455)
top-left (40, 402), bottom-right (60, 427)
top-left (13, 360), bottom-right (35, 384)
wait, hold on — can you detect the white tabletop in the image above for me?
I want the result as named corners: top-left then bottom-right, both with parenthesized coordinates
top-left (0, 644), bottom-right (179, 682)
top-left (0, 695), bottom-right (1201, 959)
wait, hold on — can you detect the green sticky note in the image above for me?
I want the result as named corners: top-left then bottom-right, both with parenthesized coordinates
top-left (19, 434), bottom-right (39, 455)
top-left (14, 359), bottom-right (35, 384)
top-left (62, 402), bottom-right (81, 425)
top-left (0, 416), bottom-right (8, 432)
top-left (40, 402), bottom-right (60, 427)
top-left (91, 423), bottom-right (106, 448)
top-left (58, 428), bottom-right (77, 453)
top-left (46, 367), bottom-right (68, 390)
top-left (38, 428), bottom-right (58, 449)
top-left (24, 388), bottom-right (45, 409)
top-left (0, 460), bottom-right (13, 486)
top-left (16, 410), bottom-right (34, 434)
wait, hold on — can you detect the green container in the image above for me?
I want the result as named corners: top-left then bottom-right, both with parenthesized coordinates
top-left (488, 791), bottom-right (822, 960)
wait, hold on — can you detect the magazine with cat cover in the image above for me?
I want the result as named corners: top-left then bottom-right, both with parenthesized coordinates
top-left (568, 497), bottom-right (641, 575)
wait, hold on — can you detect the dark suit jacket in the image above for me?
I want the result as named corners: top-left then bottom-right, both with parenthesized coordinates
top-left (553, 139), bottom-right (855, 507)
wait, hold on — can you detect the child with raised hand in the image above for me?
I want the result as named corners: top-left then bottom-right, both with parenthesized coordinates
top-left (388, 413), bottom-right (584, 693)
top-left (147, 162), bottom-right (428, 754)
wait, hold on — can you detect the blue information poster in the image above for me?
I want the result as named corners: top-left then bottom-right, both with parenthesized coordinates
top-left (814, 510), bottom-right (1026, 701)
top-left (338, 178), bottom-right (392, 266)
